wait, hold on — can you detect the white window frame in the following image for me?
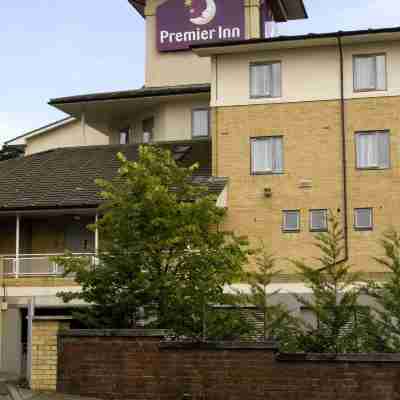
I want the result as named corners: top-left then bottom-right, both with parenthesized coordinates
top-left (353, 54), bottom-right (387, 92)
top-left (250, 61), bottom-right (282, 99)
top-left (191, 108), bottom-right (210, 138)
top-left (119, 128), bottom-right (130, 145)
top-left (309, 209), bottom-right (328, 232)
top-left (282, 210), bottom-right (300, 233)
top-left (354, 208), bottom-right (373, 231)
top-left (250, 136), bottom-right (284, 175)
top-left (355, 130), bottom-right (390, 170)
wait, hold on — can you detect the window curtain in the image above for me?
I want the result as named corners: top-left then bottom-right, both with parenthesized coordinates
top-left (354, 56), bottom-right (376, 90)
top-left (252, 137), bottom-right (283, 173)
top-left (192, 110), bottom-right (209, 137)
top-left (356, 132), bottom-right (389, 168)
top-left (251, 63), bottom-right (281, 97)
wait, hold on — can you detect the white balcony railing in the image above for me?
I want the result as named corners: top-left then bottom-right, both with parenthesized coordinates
top-left (1, 253), bottom-right (95, 278)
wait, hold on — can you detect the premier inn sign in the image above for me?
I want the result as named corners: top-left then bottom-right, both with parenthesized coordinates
top-left (156, 0), bottom-right (245, 52)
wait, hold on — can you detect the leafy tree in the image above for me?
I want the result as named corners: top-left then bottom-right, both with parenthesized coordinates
top-left (56, 145), bottom-right (251, 339)
top-left (241, 245), bottom-right (300, 350)
top-left (368, 229), bottom-right (400, 351)
top-left (292, 212), bottom-right (379, 353)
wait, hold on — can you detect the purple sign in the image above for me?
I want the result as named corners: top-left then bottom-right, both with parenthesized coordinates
top-left (260, 0), bottom-right (276, 38)
top-left (156, 0), bottom-right (245, 52)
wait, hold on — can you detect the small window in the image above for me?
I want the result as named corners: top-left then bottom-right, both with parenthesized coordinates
top-left (192, 109), bottom-right (209, 138)
top-left (250, 62), bottom-right (281, 98)
top-left (251, 136), bottom-right (283, 174)
top-left (283, 210), bottom-right (300, 232)
top-left (355, 131), bottom-right (390, 169)
top-left (354, 54), bottom-right (386, 92)
top-left (142, 117), bottom-right (154, 143)
top-left (310, 209), bottom-right (328, 232)
top-left (119, 129), bottom-right (129, 144)
top-left (354, 208), bottom-right (373, 231)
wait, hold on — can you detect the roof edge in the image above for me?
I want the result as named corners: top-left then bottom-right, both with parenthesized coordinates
top-left (49, 83), bottom-right (211, 106)
top-left (191, 25), bottom-right (400, 54)
top-left (4, 117), bottom-right (75, 145)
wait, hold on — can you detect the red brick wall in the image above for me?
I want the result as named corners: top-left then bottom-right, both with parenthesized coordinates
top-left (58, 331), bottom-right (400, 400)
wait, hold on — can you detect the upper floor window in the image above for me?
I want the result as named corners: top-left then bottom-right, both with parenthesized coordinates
top-left (251, 136), bottom-right (283, 174)
top-left (119, 128), bottom-right (130, 144)
top-left (355, 131), bottom-right (390, 169)
top-left (142, 117), bottom-right (154, 143)
top-left (353, 54), bottom-right (386, 92)
top-left (250, 62), bottom-right (281, 98)
top-left (192, 109), bottom-right (209, 138)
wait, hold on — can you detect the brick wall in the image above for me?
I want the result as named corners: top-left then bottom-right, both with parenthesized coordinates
top-left (58, 330), bottom-right (400, 400)
top-left (212, 96), bottom-right (400, 278)
top-left (31, 319), bottom-right (70, 391)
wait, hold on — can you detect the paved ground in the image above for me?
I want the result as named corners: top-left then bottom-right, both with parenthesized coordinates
top-left (0, 373), bottom-right (97, 400)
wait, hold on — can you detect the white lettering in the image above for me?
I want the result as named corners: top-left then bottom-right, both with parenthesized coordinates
top-left (184, 31), bottom-right (196, 41)
top-left (201, 30), bottom-right (209, 40)
top-left (175, 32), bottom-right (183, 42)
top-left (231, 27), bottom-right (241, 38)
top-left (209, 28), bottom-right (217, 40)
top-left (160, 30), bottom-right (169, 43)
top-left (169, 32), bottom-right (176, 43)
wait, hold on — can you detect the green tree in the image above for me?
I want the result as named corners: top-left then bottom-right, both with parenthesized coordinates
top-left (292, 213), bottom-right (379, 353)
top-left (56, 145), bottom-right (251, 339)
top-left (241, 245), bottom-right (300, 350)
top-left (368, 229), bottom-right (400, 351)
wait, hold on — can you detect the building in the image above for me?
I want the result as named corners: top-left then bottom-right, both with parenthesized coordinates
top-left (3, 117), bottom-right (108, 157)
top-left (1, 0), bottom-right (399, 380)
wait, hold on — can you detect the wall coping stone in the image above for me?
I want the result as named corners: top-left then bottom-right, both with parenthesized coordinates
top-left (59, 329), bottom-right (169, 337)
top-left (33, 316), bottom-right (73, 321)
top-left (159, 341), bottom-right (279, 351)
top-left (277, 353), bottom-right (400, 363)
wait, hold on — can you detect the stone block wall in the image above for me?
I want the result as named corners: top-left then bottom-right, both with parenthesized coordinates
top-left (30, 319), bottom-right (70, 391)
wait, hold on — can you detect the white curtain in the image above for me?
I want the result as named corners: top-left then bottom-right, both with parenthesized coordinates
top-left (357, 132), bottom-right (389, 168)
top-left (376, 55), bottom-right (386, 90)
top-left (354, 56), bottom-right (376, 90)
top-left (192, 110), bottom-right (209, 137)
top-left (252, 137), bottom-right (283, 173)
top-left (357, 133), bottom-right (378, 168)
top-left (251, 63), bottom-right (281, 97)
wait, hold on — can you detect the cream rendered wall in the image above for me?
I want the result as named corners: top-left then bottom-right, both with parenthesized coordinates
top-left (211, 40), bottom-right (400, 107)
top-left (109, 96), bottom-right (210, 144)
top-left (144, 0), bottom-right (261, 87)
top-left (25, 120), bottom-right (109, 155)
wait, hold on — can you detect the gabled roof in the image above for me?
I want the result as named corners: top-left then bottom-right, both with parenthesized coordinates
top-left (0, 140), bottom-right (227, 211)
top-left (4, 117), bottom-right (75, 146)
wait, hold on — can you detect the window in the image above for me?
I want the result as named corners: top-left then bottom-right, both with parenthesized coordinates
top-left (119, 128), bottom-right (129, 144)
top-left (192, 109), bottom-right (209, 138)
top-left (251, 136), bottom-right (283, 174)
top-left (354, 208), bottom-right (373, 231)
top-left (355, 131), bottom-right (390, 169)
top-left (354, 54), bottom-right (386, 92)
top-left (310, 209), bottom-right (328, 232)
top-left (142, 118), bottom-right (154, 143)
top-left (250, 62), bottom-right (281, 98)
top-left (282, 210), bottom-right (300, 232)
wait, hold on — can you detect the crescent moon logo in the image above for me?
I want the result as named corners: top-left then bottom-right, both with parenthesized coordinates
top-left (190, 0), bottom-right (216, 25)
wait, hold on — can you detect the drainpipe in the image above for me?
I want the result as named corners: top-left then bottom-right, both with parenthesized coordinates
top-left (337, 33), bottom-right (349, 262)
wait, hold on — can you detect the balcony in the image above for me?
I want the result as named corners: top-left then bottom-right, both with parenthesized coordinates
top-left (1, 253), bottom-right (95, 278)
top-left (0, 211), bottom-right (98, 278)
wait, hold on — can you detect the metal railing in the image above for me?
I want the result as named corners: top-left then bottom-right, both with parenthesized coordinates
top-left (1, 253), bottom-right (95, 278)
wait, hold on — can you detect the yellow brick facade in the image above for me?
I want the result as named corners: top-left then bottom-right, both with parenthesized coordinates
top-left (213, 96), bottom-right (400, 278)
top-left (30, 320), bottom-right (69, 391)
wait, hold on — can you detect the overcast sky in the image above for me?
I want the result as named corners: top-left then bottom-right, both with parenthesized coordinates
top-left (1, 0), bottom-right (399, 145)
